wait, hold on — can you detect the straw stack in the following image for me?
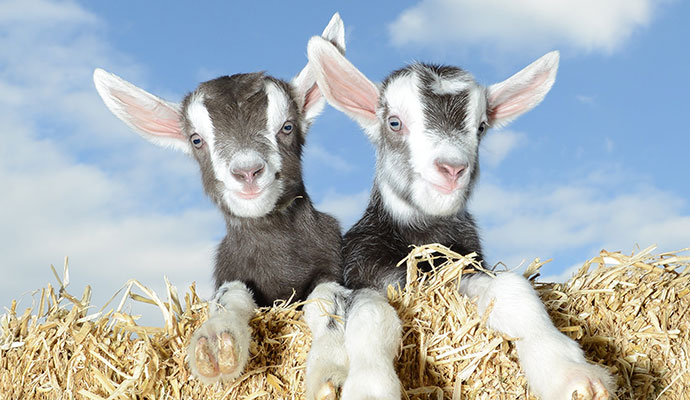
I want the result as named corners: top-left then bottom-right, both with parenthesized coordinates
top-left (1, 245), bottom-right (688, 399)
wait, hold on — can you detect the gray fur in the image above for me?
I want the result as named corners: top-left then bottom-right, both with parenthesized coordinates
top-left (182, 73), bottom-right (342, 306)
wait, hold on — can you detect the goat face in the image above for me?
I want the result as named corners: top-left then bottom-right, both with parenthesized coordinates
top-left (182, 74), bottom-right (306, 218)
top-left (375, 65), bottom-right (488, 219)
top-left (307, 36), bottom-right (559, 224)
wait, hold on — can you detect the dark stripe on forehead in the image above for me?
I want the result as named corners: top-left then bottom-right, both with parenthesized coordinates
top-left (415, 63), bottom-right (473, 135)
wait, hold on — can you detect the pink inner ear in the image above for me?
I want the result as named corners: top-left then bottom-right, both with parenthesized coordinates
top-left (303, 83), bottom-right (322, 114)
top-left (489, 70), bottom-right (550, 122)
top-left (321, 55), bottom-right (378, 121)
top-left (112, 89), bottom-right (184, 139)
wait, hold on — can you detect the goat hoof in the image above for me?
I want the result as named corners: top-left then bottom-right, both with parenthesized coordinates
top-left (217, 332), bottom-right (239, 375)
top-left (194, 337), bottom-right (219, 378)
top-left (569, 376), bottom-right (610, 400)
top-left (316, 380), bottom-right (337, 400)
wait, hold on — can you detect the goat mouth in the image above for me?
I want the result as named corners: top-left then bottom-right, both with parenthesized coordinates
top-left (236, 189), bottom-right (263, 200)
top-left (421, 175), bottom-right (465, 195)
top-left (430, 181), bottom-right (460, 195)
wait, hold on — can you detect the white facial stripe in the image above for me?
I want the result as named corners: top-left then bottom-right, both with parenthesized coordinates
top-left (384, 73), bottom-right (438, 182)
top-left (265, 81), bottom-right (291, 139)
top-left (186, 94), bottom-right (234, 193)
top-left (383, 74), bottom-right (425, 135)
top-left (379, 180), bottom-right (420, 223)
top-left (466, 86), bottom-right (487, 129)
top-left (262, 81), bottom-right (286, 178)
top-left (186, 93), bottom-right (215, 148)
top-left (431, 76), bottom-right (471, 95)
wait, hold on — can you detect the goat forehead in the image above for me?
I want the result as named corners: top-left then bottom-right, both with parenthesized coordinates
top-left (185, 74), bottom-right (282, 146)
top-left (420, 64), bottom-right (476, 96)
top-left (382, 66), bottom-right (484, 137)
top-left (419, 66), bottom-right (479, 133)
top-left (207, 92), bottom-right (268, 135)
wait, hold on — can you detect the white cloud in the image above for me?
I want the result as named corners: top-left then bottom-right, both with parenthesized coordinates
top-left (471, 172), bottom-right (690, 277)
top-left (316, 189), bottom-right (370, 230)
top-left (0, 110), bottom-right (221, 319)
top-left (389, 0), bottom-right (663, 55)
top-left (0, 0), bottom-right (97, 25)
top-left (0, 0), bottom-right (221, 319)
top-left (480, 130), bottom-right (525, 167)
top-left (576, 95), bottom-right (596, 105)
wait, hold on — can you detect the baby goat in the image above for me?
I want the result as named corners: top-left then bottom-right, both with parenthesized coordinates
top-left (308, 37), bottom-right (615, 400)
top-left (93, 14), bottom-right (347, 387)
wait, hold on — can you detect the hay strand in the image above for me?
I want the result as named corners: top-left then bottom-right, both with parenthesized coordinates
top-left (1, 245), bottom-right (688, 399)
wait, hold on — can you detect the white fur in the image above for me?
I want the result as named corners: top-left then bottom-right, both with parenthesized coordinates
top-left (187, 281), bottom-right (257, 384)
top-left (466, 85), bottom-right (487, 134)
top-left (304, 282), bottom-right (352, 400)
top-left (264, 81), bottom-right (291, 150)
top-left (341, 289), bottom-right (402, 400)
top-left (320, 13), bottom-right (346, 53)
top-left (186, 93), bottom-right (215, 146)
top-left (460, 273), bottom-right (614, 399)
top-left (378, 180), bottom-right (422, 223)
top-left (217, 149), bottom-right (283, 218)
top-left (262, 82), bottom-right (288, 184)
top-left (291, 13), bottom-right (346, 129)
top-left (431, 75), bottom-right (471, 95)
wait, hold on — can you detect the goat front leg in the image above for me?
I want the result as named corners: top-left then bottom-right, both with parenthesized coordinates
top-left (459, 272), bottom-right (615, 400)
top-left (187, 281), bottom-right (257, 384)
top-left (304, 282), bottom-right (352, 400)
top-left (341, 288), bottom-right (402, 400)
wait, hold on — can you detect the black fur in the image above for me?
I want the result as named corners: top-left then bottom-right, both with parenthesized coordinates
top-left (343, 188), bottom-right (483, 290)
top-left (343, 63), bottom-right (485, 291)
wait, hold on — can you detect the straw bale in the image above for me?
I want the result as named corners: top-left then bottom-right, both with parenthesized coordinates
top-left (1, 245), bottom-right (688, 399)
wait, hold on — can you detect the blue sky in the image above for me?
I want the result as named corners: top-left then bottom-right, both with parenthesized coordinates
top-left (2, 0), bottom-right (689, 320)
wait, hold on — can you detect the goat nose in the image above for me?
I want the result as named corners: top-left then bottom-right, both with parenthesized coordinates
top-left (435, 160), bottom-right (466, 183)
top-left (231, 164), bottom-right (265, 184)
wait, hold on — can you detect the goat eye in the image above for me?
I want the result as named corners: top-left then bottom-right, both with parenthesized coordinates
top-left (281, 121), bottom-right (294, 135)
top-left (388, 116), bottom-right (402, 132)
top-left (190, 133), bottom-right (204, 149)
top-left (478, 122), bottom-right (487, 134)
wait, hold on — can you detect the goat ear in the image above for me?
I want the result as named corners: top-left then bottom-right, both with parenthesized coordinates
top-left (307, 36), bottom-right (380, 138)
top-left (292, 13), bottom-right (346, 127)
top-left (93, 68), bottom-right (191, 154)
top-left (486, 51), bottom-right (559, 129)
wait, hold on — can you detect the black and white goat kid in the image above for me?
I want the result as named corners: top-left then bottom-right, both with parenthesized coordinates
top-left (92, 14), bottom-right (348, 388)
top-left (308, 37), bottom-right (615, 400)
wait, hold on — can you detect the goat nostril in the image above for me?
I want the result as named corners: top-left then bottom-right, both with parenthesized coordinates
top-left (436, 161), bottom-right (466, 181)
top-left (231, 164), bottom-right (265, 184)
top-left (231, 171), bottom-right (246, 182)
